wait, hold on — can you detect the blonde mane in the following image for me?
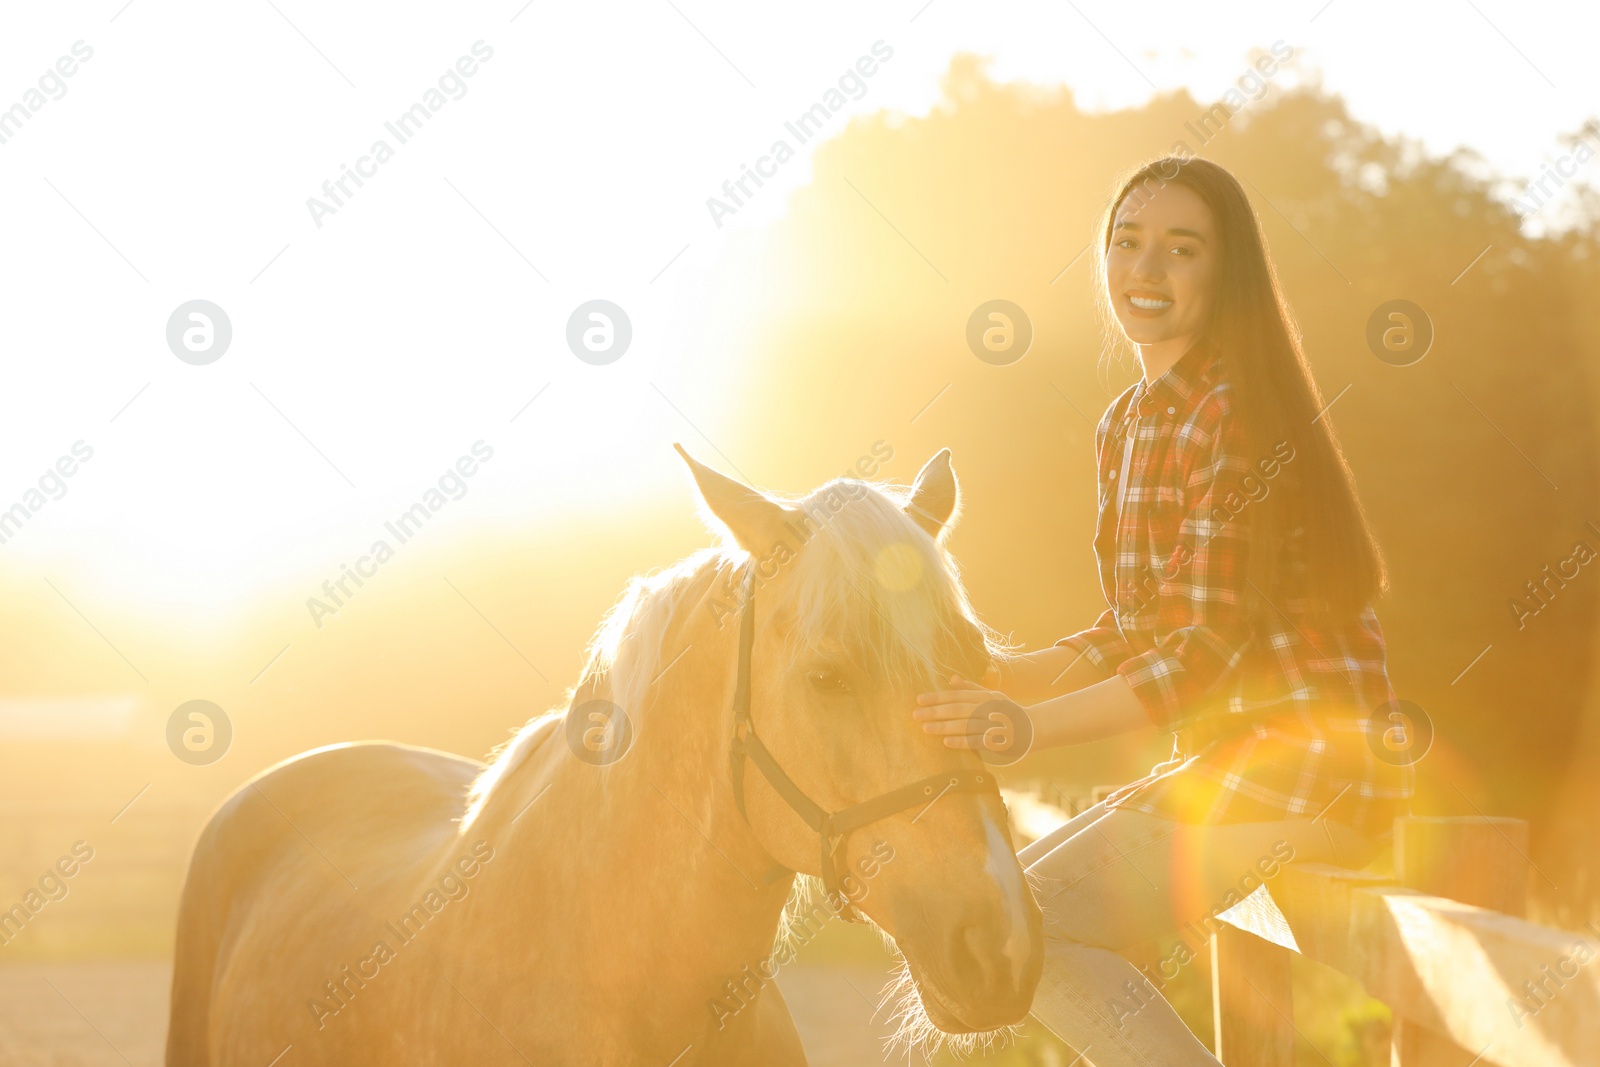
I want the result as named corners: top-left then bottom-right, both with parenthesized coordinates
top-left (459, 544), bottom-right (733, 829)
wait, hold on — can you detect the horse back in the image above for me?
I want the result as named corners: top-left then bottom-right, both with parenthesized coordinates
top-left (165, 741), bottom-right (481, 1066)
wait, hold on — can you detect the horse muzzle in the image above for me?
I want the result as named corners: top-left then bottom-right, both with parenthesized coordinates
top-left (896, 888), bottom-right (1045, 1033)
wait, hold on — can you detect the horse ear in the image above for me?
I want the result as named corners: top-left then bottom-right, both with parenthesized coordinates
top-left (673, 444), bottom-right (805, 559)
top-left (905, 448), bottom-right (960, 540)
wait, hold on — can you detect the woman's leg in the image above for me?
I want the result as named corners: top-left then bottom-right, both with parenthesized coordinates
top-left (1021, 807), bottom-right (1378, 1066)
top-left (1017, 800), bottom-right (1110, 868)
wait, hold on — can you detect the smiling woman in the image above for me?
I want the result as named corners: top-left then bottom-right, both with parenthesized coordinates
top-left (1103, 179), bottom-right (1217, 349)
top-left (914, 155), bottom-right (1409, 1066)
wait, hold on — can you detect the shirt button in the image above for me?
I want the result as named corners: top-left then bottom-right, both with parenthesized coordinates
top-left (1166, 406), bottom-right (1175, 415)
top-left (1108, 470), bottom-right (1117, 479)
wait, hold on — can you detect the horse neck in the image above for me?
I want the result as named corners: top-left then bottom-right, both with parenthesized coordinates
top-left (463, 565), bottom-right (796, 1002)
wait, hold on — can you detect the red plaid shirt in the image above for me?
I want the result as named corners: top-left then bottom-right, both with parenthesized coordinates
top-left (1055, 341), bottom-right (1414, 842)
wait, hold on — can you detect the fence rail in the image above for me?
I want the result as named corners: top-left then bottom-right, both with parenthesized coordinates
top-left (1212, 816), bottom-right (1600, 1067)
top-left (0, 802), bottom-right (210, 959)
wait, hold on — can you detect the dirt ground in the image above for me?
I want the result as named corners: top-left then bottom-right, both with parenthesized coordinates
top-left (0, 960), bottom-right (946, 1067)
top-left (0, 962), bottom-right (170, 1067)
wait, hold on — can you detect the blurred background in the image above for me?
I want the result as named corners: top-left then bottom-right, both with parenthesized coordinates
top-left (2, 1), bottom-right (1597, 1063)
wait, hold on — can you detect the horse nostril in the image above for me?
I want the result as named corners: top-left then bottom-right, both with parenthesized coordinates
top-left (949, 921), bottom-right (1005, 991)
top-left (950, 914), bottom-right (1039, 1002)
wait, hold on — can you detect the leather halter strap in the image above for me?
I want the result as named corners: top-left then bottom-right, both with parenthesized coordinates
top-left (726, 565), bottom-right (998, 922)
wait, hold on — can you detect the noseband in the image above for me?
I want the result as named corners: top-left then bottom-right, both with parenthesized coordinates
top-left (726, 566), bottom-right (998, 923)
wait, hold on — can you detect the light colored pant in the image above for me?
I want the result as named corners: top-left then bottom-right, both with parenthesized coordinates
top-left (1019, 800), bottom-right (1379, 1066)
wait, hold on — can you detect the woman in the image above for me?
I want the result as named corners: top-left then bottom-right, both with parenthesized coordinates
top-left (915, 156), bottom-right (1414, 1064)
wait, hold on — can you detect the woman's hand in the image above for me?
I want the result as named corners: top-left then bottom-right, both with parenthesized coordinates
top-left (914, 673), bottom-right (1023, 751)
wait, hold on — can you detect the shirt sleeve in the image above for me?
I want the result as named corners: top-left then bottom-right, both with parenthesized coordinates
top-left (1113, 390), bottom-right (1257, 731)
top-left (1053, 608), bottom-right (1134, 673)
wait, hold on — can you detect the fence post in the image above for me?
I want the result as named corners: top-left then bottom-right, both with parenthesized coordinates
top-left (1394, 815), bottom-right (1530, 916)
top-left (1211, 925), bottom-right (1295, 1066)
top-left (1390, 815), bottom-right (1531, 1067)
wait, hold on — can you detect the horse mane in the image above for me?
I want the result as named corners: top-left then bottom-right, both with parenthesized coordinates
top-left (461, 474), bottom-right (1014, 830)
top-left (777, 479), bottom-right (1007, 686)
top-left (459, 543), bottom-right (734, 830)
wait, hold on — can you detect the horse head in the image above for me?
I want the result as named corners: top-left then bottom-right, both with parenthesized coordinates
top-left (677, 445), bottom-right (1045, 1039)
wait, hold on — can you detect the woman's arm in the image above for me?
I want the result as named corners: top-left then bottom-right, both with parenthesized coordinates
top-left (914, 670), bottom-right (1155, 753)
top-left (918, 391), bottom-right (1259, 750)
top-left (989, 642), bottom-right (1110, 706)
top-left (1030, 673), bottom-right (1153, 746)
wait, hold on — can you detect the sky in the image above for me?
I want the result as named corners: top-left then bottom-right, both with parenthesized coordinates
top-left (0, 0), bottom-right (1594, 612)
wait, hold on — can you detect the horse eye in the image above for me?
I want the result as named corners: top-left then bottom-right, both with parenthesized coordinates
top-left (807, 668), bottom-right (850, 694)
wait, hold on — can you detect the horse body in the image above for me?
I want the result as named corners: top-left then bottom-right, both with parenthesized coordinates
top-left (171, 688), bottom-right (808, 1064)
top-left (168, 449), bottom-right (1042, 1065)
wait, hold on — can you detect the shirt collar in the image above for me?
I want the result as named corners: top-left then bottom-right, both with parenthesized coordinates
top-left (1132, 340), bottom-right (1222, 419)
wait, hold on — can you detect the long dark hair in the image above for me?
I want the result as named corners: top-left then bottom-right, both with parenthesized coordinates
top-left (1093, 155), bottom-right (1388, 620)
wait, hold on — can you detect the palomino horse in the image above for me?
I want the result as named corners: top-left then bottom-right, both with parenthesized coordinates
top-left (166, 446), bottom-right (1043, 1065)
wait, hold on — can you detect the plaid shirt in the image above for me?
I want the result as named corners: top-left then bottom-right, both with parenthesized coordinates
top-left (1055, 341), bottom-right (1413, 842)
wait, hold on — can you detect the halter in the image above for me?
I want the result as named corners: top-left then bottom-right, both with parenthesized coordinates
top-left (726, 565), bottom-right (998, 923)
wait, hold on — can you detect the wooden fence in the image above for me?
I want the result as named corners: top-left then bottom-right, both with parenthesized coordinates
top-left (0, 802), bottom-right (207, 959)
top-left (1212, 815), bottom-right (1600, 1066)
